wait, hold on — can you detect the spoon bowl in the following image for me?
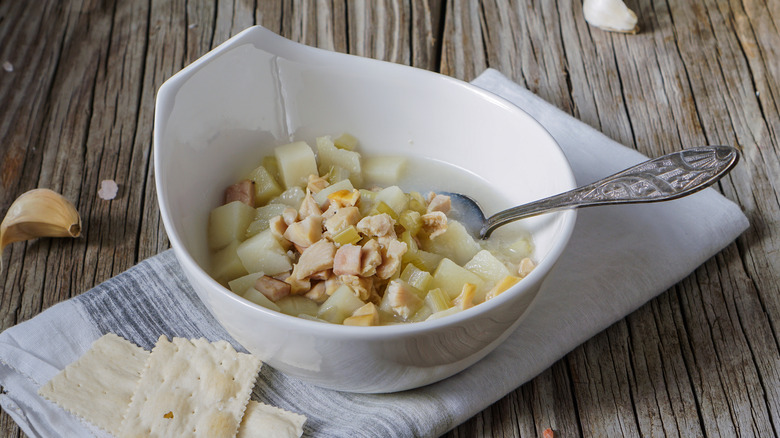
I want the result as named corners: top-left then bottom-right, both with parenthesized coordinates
top-left (448, 146), bottom-right (739, 239)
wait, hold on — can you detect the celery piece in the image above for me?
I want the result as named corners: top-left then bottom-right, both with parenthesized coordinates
top-left (400, 264), bottom-right (433, 291)
top-left (409, 305), bottom-right (433, 323)
top-left (416, 250), bottom-right (443, 272)
top-left (372, 201), bottom-right (399, 220)
top-left (424, 288), bottom-right (451, 313)
top-left (426, 307), bottom-right (462, 321)
top-left (326, 165), bottom-right (352, 185)
top-left (332, 225), bottom-right (361, 246)
top-left (408, 191), bottom-right (427, 214)
top-left (398, 210), bottom-right (422, 235)
top-left (400, 230), bottom-right (419, 253)
top-left (333, 132), bottom-right (359, 150)
top-left (358, 189), bottom-right (377, 215)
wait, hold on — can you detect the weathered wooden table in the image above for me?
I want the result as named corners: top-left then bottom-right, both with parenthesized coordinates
top-left (2, 1), bottom-right (778, 437)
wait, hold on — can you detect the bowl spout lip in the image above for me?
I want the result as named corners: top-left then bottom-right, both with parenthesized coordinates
top-left (153, 25), bottom-right (578, 340)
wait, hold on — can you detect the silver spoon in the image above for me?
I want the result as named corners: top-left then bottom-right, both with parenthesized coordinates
top-left (446, 145), bottom-right (739, 239)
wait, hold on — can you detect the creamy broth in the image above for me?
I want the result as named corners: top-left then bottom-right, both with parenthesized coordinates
top-left (207, 137), bottom-right (536, 325)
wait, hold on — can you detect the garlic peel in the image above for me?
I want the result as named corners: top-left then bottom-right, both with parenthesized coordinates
top-left (583, 0), bottom-right (639, 34)
top-left (1, 188), bottom-right (82, 259)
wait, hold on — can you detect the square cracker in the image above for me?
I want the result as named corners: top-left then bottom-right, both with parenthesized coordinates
top-left (38, 333), bottom-right (149, 435)
top-left (119, 335), bottom-right (262, 438)
top-left (237, 401), bottom-right (306, 438)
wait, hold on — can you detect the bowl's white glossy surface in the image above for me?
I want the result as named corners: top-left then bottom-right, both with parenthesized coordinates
top-left (154, 26), bottom-right (576, 393)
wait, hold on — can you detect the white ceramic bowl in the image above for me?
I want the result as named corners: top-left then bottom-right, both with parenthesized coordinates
top-left (154, 26), bottom-right (576, 393)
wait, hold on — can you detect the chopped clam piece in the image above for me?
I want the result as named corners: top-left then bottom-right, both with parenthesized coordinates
top-left (327, 189), bottom-right (360, 208)
top-left (360, 239), bottom-right (383, 277)
top-left (356, 213), bottom-right (396, 239)
top-left (421, 211), bottom-right (448, 239)
top-left (376, 239), bottom-right (407, 280)
top-left (426, 194), bottom-right (451, 214)
top-left (339, 274), bottom-right (373, 301)
top-left (293, 239), bottom-right (336, 280)
top-left (254, 275), bottom-right (291, 302)
top-left (324, 206), bottom-right (361, 235)
top-left (224, 179), bottom-right (255, 206)
top-left (343, 302), bottom-right (379, 326)
top-left (518, 257), bottom-right (536, 278)
top-left (305, 281), bottom-right (329, 303)
top-left (283, 216), bottom-right (323, 248)
top-left (333, 244), bottom-right (362, 276)
top-left (307, 174), bottom-right (329, 193)
top-left (298, 190), bottom-right (322, 219)
top-left (382, 279), bottom-right (423, 320)
top-left (452, 283), bottom-right (476, 310)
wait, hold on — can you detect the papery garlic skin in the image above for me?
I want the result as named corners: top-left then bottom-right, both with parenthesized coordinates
top-left (0, 189), bottom-right (82, 262)
top-left (583, 0), bottom-right (639, 34)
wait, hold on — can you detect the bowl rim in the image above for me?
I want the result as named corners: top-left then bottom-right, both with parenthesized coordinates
top-left (153, 25), bottom-right (577, 340)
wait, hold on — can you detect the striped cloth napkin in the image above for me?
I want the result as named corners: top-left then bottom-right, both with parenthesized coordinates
top-left (0, 69), bottom-right (748, 437)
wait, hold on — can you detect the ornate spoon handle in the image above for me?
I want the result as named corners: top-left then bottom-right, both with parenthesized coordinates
top-left (482, 146), bottom-right (739, 237)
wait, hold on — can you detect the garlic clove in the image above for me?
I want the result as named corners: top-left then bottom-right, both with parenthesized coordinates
top-left (583, 0), bottom-right (639, 34)
top-left (1, 188), bottom-right (82, 261)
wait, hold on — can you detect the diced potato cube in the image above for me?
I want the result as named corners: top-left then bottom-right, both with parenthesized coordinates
top-left (313, 179), bottom-right (353, 207)
top-left (317, 136), bottom-right (362, 184)
top-left (262, 155), bottom-right (280, 182)
top-left (270, 186), bottom-right (305, 207)
top-left (210, 241), bottom-right (249, 284)
top-left (464, 250), bottom-right (512, 287)
top-left (236, 229), bottom-right (292, 275)
top-left (275, 141), bottom-right (318, 189)
top-left (208, 201), bottom-right (255, 250)
top-left (241, 287), bottom-right (281, 312)
top-left (245, 203), bottom-right (288, 238)
top-left (317, 285), bottom-right (365, 324)
top-left (276, 296), bottom-right (319, 317)
top-left (430, 258), bottom-right (485, 299)
top-left (228, 272), bottom-right (267, 296)
top-left (363, 156), bottom-right (407, 185)
top-left (247, 165), bottom-right (282, 205)
top-left (374, 186), bottom-right (408, 215)
top-left (333, 132), bottom-right (359, 150)
top-left (420, 220), bottom-right (480, 266)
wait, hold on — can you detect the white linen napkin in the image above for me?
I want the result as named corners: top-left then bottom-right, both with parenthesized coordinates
top-left (0, 69), bottom-right (748, 438)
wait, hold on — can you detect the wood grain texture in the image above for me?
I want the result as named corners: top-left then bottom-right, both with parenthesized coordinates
top-left (1, 1), bottom-right (778, 437)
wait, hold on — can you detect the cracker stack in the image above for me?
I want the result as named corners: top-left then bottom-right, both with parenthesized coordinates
top-left (39, 334), bottom-right (306, 438)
